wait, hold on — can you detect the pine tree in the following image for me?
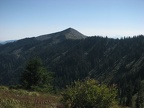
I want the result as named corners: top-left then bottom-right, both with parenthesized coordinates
top-left (20, 58), bottom-right (53, 91)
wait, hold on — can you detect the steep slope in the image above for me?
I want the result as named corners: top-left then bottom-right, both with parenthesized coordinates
top-left (0, 28), bottom-right (85, 85)
top-left (0, 28), bottom-right (144, 93)
top-left (47, 36), bottom-right (144, 87)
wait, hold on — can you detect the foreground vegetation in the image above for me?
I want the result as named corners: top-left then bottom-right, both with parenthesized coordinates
top-left (0, 86), bottom-right (61, 108)
top-left (61, 79), bottom-right (118, 108)
top-left (0, 83), bottom-right (121, 108)
top-left (0, 83), bottom-right (131, 108)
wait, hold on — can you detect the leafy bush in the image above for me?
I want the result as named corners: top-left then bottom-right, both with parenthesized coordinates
top-left (61, 79), bottom-right (117, 108)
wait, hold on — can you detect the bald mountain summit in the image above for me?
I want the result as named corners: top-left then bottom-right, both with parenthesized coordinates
top-left (36, 28), bottom-right (87, 42)
top-left (0, 28), bottom-right (144, 106)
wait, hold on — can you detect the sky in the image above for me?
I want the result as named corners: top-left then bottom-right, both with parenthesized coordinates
top-left (0, 0), bottom-right (144, 41)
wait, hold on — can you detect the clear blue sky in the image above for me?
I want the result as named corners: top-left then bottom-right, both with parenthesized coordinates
top-left (0, 0), bottom-right (144, 40)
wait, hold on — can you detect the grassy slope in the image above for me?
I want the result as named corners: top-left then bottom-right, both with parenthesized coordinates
top-left (0, 86), bottom-right (62, 108)
top-left (0, 86), bottom-right (130, 108)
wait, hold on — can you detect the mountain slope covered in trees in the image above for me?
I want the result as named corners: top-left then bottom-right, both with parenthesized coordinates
top-left (0, 28), bottom-right (144, 106)
top-left (0, 28), bottom-right (144, 86)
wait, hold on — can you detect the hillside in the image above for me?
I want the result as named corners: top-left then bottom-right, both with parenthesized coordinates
top-left (0, 28), bottom-right (86, 85)
top-left (0, 28), bottom-right (144, 96)
top-left (0, 29), bottom-right (144, 86)
top-left (0, 28), bottom-right (144, 106)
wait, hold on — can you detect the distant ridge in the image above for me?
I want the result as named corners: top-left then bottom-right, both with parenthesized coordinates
top-left (0, 40), bottom-right (16, 44)
top-left (36, 28), bottom-right (87, 41)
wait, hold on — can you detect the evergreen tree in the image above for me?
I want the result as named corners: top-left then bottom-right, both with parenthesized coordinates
top-left (20, 58), bottom-right (53, 91)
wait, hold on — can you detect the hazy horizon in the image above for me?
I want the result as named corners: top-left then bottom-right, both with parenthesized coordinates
top-left (0, 0), bottom-right (144, 41)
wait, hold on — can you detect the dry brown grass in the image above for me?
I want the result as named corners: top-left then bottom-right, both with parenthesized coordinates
top-left (0, 86), bottom-right (62, 108)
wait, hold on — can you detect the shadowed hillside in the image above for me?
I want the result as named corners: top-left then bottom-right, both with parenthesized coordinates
top-left (0, 28), bottom-right (144, 107)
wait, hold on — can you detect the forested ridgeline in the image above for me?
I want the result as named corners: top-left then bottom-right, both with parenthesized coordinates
top-left (0, 29), bottom-right (144, 107)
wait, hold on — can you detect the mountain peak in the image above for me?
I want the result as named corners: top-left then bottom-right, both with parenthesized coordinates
top-left (61, 28), bottom-right (87, 40)
top-left (36, 28), bottom-right (87, 41)
top-left (64, 27), bottom-right (76, 32)
top-left (62, 28), bottom-right (81, 34)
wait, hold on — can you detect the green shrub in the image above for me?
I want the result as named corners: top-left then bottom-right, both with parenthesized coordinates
top-left (61, 79), bottom-right (118, 108)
